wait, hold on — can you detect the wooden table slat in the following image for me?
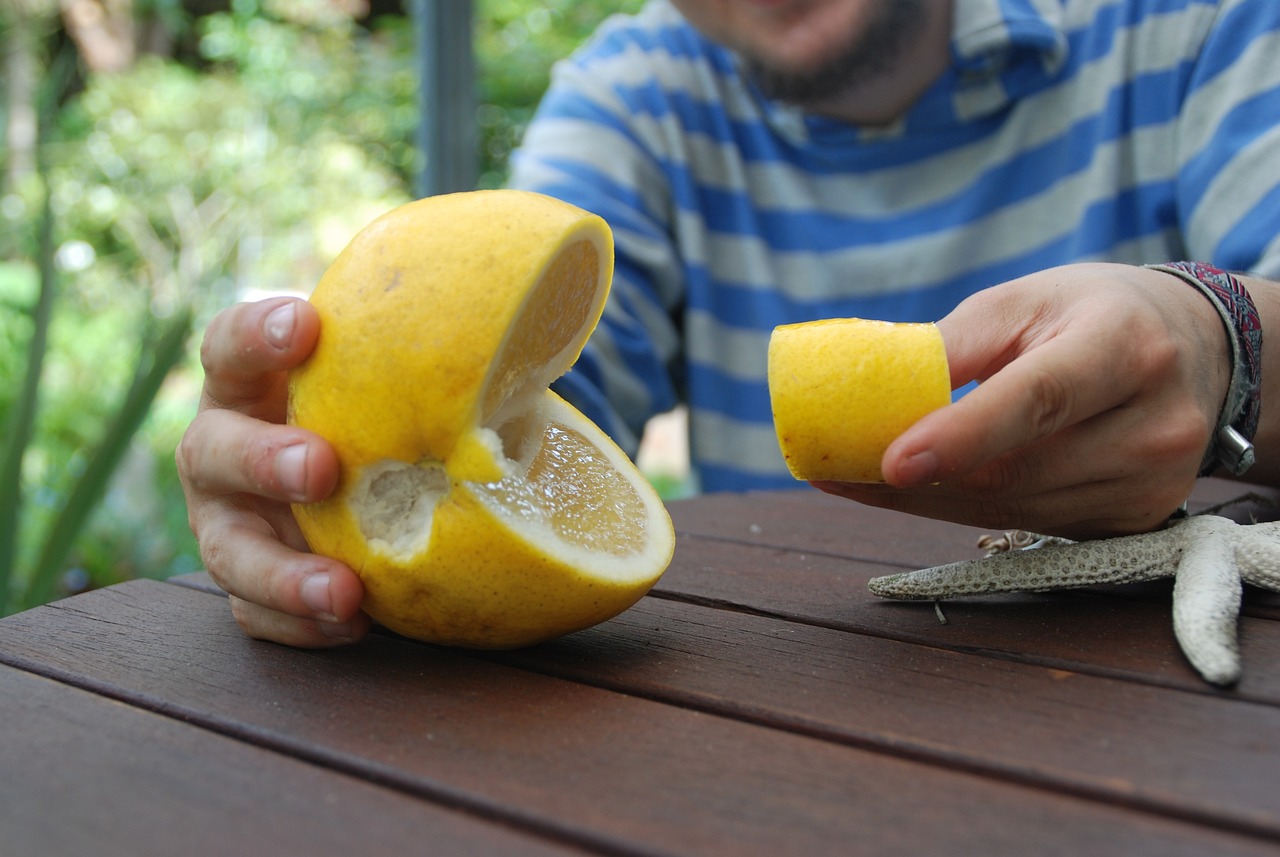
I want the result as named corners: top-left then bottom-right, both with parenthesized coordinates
top-left (169, 569), bottom-right (1280, 836)
top-left (8, 487), bottom-right (1280, 855)
top-left (0, 662), bottom-right (581, 857)
top-left (652, 532), bottom-right (1280, 700)
top-left (170, 557), bottom-right (1280, 834)
top-left (490, 595), bottom-right (1280, 838)
top-left (666, 483), bottom-right (1280, 566)
top-left (2, 580), bottom-right (1276, 856)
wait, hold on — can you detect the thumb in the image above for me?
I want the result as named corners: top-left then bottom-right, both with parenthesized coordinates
top-left (881, 294), bottom-right (1135, 487)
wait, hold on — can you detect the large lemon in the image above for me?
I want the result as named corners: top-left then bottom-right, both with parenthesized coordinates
top-left (289, 190), bottom-right (674, 648)
top-left (768, 318), bottom-right (950, 483)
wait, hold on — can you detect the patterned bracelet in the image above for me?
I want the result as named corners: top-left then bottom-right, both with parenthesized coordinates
top-left (1145, 261), bottom-right (1262, 477)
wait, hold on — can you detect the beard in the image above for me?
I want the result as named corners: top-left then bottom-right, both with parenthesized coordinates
top-left (742, 0), bottom-right (928, 106)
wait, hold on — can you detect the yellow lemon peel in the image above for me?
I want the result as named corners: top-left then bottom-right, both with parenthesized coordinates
top-left (289, 190), bottom-right (674, 648)
top-left (768, 318), bottom-right (951, 483)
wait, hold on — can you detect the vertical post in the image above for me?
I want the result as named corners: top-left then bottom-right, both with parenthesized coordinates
top-left (412, 0), bottom-right (478, 198)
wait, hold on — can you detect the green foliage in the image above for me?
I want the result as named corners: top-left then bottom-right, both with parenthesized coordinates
top-left (474, 0), bottom-right (646, 186)
top-left (0, 0), bottom-right (649, 611)
top-left (47, 13), bottom-right (414, 297)
top-left (197, 2), bottom-right (421, 188)
top-left (0, 46), bottom-right (202, 609)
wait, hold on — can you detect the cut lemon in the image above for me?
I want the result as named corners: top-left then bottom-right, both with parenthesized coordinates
top-left (289, 190), bottom-right (674, 648)
top-left (768, 318), bottom-right (950, 483)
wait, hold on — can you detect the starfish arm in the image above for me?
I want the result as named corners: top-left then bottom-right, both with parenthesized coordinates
top-left (1233, 521), bottom-right (1280, 591)
top-left (1172, 518), bottom-right (1244, 686)
top-left (868, 528), bottom-right (1183, 601)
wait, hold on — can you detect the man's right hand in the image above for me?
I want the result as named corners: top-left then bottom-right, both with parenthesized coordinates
top-left (176, 297), bottom-right (370, 646)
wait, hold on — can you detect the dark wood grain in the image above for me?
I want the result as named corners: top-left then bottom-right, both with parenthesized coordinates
top-left (667, 488), bottom-right (991, 567)
top-left (0, 663), bottom-right (580, 857)
top-left (2, 580), bottom-right (1275, 856)
top-left (651, 530), bottom-right (1280, 700)
top-left (666, 482), bottom-right (1280, 563)
top-left (174, 548), bottom-right (1280, 701)
top-left (8, 487), bottom-right (1280, 855)
top-left (666, 486), bottom-right (1280, 609)
top-left (492, 595), bottom-right (1280, 838)
top-left (655, 483), bottom-right (1280, 690)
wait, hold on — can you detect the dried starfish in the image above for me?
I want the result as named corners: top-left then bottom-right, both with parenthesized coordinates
top-left (868, 515), bottom-right (1280, 686)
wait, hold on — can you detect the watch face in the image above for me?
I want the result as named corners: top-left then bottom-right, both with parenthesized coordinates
top-left (1216, 425), bottom-right (1256, 476)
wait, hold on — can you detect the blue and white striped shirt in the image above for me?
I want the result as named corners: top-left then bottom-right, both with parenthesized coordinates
top-left (512, 0), bottom-right (1280, 492)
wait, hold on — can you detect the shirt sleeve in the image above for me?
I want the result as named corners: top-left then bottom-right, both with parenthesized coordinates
top-left (1174, 1), bottom-right (1280, 278)
top-left (506, 35), bottom-right (687, 459)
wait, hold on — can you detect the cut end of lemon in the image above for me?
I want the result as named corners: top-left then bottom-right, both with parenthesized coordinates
top-left (289, 190), bottom-right (674, 648)
top-left (767, 317), bottom-right (950, 483)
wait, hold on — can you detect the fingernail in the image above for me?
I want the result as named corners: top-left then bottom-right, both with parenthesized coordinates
top-left (300, 573), bottom-right (335, 620)
top-left (275, 443), bottom-right (308, 499)
top-left (317, 620), bottom-right (355, 640)
top-left (264, 302), bottom-right (297, 349)
top-left (895, 450), bottom-right (939, 487)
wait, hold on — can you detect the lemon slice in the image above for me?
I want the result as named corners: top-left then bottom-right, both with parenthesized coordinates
top-left (289, 190), bottom-right (674, 648)
top-left (768, 317), bottom-right (950, 483)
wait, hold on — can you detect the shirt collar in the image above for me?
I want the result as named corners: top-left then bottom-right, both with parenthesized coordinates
top-left (744, 0), bottom-right (1071, 144)
top-left (953, 0), bottom-right (1068, 75)
top-left (947, 0), bottom-right (1069, 121)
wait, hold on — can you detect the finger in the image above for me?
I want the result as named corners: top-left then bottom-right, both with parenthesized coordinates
top-left (229, 596), bottom-right (371, 649)
top-left (177, 408), bottom-right (339, 504)
top-left (815, 477), bottom-right (1138, 539)
top-left (200, 297), bottom-right (320, 415)
top-left (932, 282), bottom-right (1039, 389)
top-left (884, 320), bottom-right (1150, 488)
top-left (199, 509), bottom-right (366, 628)
top-left (819, 420), bottom-right (1193, 538)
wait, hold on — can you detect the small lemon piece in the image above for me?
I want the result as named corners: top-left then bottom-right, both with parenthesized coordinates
top-left (289, 190), bottom-right (674, 649)
top-left (768, 318), bottom-right (950, 483)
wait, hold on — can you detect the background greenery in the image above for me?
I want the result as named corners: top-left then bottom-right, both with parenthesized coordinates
top-left (0, 0), bottom-right (645, 613)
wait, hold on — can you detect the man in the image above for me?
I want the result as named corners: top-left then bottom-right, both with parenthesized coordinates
top-left (178, 0), bottom-right (1280, 647)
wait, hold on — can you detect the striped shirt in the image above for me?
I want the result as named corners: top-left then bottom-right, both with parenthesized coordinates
top-left (510, 0), bottom-right (1280, 492)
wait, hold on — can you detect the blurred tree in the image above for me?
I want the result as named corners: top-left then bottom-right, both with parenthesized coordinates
top-left (474, 0), bottom-right (645, 186)
top-left (0, 0), bottom-right (648, 608)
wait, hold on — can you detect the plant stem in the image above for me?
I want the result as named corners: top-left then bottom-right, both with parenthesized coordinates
top-left (0, 163), bottom-right (56, 614)
top-left (20, 306), bottom-right (194, 610)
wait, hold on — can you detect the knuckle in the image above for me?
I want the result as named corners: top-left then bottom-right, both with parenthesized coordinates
top-left (198, 326), bottom-right (218, 375)
top-left (199, 305), bottom-right (235, 375)
top-left (963, 496), bottom-right (1024, 532)
top-left (962, 450), bottom-right (1035, 496)
top-left (197, 521), bottom-right (231, 579)
top-left (186, 504), bottom-right (201, 543)
top-left (175, 414), bottom-right (229, 495)
top-left (1134, 332), bottom-right (1179, 378)
top-left (174, 424), bottom-right (200, 484)
top-left (227, 596), bottom-right (267, 639)
top-left (1023, 367), bottom-right (1075, 439)
top-left (1140, 408), bottom-right (1210, 468)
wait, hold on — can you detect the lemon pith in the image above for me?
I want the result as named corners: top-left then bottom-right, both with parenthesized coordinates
top-left (768, 318), bottom-right (951, 483)
top-left (289, 190), bottom-right (674, 648)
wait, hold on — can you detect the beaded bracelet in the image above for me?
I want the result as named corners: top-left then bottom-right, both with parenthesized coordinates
top-left (1145, 261), bottom-right (1262, 477)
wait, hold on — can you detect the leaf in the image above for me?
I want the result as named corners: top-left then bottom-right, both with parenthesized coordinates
top-left (0, 166), bottom-right (57, 613)
top-left (0, 47), bottom-right (74, 611)
top-left (18, 305), bottom-right (194, 611)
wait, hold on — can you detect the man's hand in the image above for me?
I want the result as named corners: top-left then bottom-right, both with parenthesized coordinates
top-left (176, 297), bottom-right (370, 646)
top-left (817, 263), bottom-right (1230, 540)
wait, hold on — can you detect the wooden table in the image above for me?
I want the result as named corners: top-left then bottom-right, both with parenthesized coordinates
top-left (3, 482), bottom-right (1280, 856)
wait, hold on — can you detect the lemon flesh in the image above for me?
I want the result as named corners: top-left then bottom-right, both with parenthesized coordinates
top-left (303, 391), bottom-right (672, 648)
top-left (290, 190), bottom-right (610, 483)
top-left (768, 318), bottom-right (950, 483)
top-left (289, 190), bottom-right (674, 648)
